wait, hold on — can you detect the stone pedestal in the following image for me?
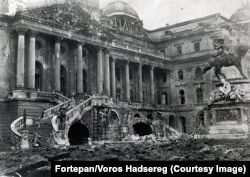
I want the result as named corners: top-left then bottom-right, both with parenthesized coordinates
top-left (20, 129), bottom-right (30, 150)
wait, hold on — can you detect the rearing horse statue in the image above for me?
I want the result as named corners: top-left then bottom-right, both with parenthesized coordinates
top-left (203, 44), bottom-right (249, 79)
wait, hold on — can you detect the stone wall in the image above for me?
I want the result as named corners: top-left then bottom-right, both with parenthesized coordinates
top-left (0, 100), bottom-right (55, 138)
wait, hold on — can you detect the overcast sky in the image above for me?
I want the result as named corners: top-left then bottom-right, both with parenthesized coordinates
top-left (99, 0), bottom-right (249, 30)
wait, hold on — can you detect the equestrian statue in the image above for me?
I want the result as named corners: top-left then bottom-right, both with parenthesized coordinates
top-left (203, 39), bottom-right (249, 79)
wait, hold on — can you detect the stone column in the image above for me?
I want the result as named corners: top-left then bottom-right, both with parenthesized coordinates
top-left (54, 39), bottom-right (61, 92)
top-left (16, 29), bottom-right (26, 88)
top-left (104, 50), bottom-right (110, 96)
top-left (77, 43), bottom-right (83, 94)
top-left (125, 60), bottom-right (130, 102)
top-left (138, 63), bottom-right (143, 103)
top-left (97, 48), bottom-right (103, 94)
top-left (150, 66), bottom-right (155, 104)
top-left (27, 31), bottom-right (36, 90)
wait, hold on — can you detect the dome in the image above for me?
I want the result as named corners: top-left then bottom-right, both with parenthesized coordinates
top-left (102, 1), bottom-right (139, 19)
top-left (230, 6), bottom-right (250, 22)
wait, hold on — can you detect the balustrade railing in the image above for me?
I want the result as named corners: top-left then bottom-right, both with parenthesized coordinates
top-left (112, 42), bottom-right (170, 59)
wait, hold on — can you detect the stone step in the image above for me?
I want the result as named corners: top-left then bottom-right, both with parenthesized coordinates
top-left (195, 133), bottom-right (248, 139)
top-left (208, 124), bottom-right (248, 134)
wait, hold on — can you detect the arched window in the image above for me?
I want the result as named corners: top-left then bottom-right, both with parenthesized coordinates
top-left (35, 61), bottom-right (43, 91)
top-left (179, 90), bottom-right (185, 105)
top-left (60, 65), bottom-right (67, 95)
top-left (178, 70), bottom-right (183, 80)
top-left (195, 67), bottom-right (202, 78)
top-left (197, 88), bottom-right (203, 104)
top-left (116, 88), bottom-right (121, 101)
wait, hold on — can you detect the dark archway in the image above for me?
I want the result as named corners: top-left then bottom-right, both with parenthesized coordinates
top-left (68, 122), bottom-right (89, 145)
top-left (169, 115), bottom-right (175, 128)
top-left (180, 117), bottom-right (186, 133)
top-left (147, 114), bottom-right (153, 120)
top-left (134, 113), bottom-right (140, 118)
top-left (133, 122), bottom-right (153, 136)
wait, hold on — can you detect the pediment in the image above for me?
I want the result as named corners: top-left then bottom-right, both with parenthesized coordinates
top-left (18, 3), bottom-right (103, 36)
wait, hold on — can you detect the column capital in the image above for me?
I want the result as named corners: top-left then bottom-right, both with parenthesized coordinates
top-left (103, 48), bottom-right (110, 54)
top-left (16, 27), bottom-right (28, 34)
top-left (96, 46), bottom-right (104, 52)
top-left (55, 37), bottom-right (63, 43)
top-left (29, 30), bottom-right (38, 38)
top-left (112, 57), bottom-right (118, 63)
top-left (77, 42), bottom-right (85, 47)
top-left (150, 65), bottom-right (156, 70)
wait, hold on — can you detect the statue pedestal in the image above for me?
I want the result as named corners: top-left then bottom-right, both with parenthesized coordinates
top-left (196, 104), bottom-right (249, 139)
top-left (20, 129), bottom-right (30, 149)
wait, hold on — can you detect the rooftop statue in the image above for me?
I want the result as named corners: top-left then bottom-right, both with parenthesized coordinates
top-left (203, 39), bottom-right (249, 80)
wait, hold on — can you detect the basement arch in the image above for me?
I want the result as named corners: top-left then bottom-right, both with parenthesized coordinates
top-left (133, 122), bottom-right (153, 136)
top-left (68, 122), bottom-right (89, 145)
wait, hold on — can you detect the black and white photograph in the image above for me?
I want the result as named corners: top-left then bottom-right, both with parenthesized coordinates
top-left (0, 0), bottom-right (250, 176)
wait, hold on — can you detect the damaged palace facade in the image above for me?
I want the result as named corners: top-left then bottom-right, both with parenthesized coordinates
top-left (0, 0), bottom-right (250, 144)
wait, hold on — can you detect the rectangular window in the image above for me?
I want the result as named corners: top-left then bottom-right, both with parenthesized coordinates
top-left (194, 42), bottom-right (200, 52)
top-left (177, 46), bottom-right (182, 55)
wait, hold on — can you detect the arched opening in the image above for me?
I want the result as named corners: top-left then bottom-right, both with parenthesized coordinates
top-left (35, 61), bottom-right (43, 91)
top-left (179, 117), bottom-right (186, 133)
top-left (147, 114), bottom-right (153, 120)
top-left (195, 67), bottom-right (203, 78)
top-left (196, 88), bottom-right (203, 104)
top-left (169, 115), bottom-right (175, 128)
top-left (68, 122), bottom-right (89, 145)
top-left (134, 113), bottom-right (140, 118)
top-left (179, 90), bottom-right (185, 105)
top-left (133, 122), bottom-right (153, 136)
top-left (178, 70), bottom-right (183, 80)
top-left (60, 65), bottom-right (66, 95)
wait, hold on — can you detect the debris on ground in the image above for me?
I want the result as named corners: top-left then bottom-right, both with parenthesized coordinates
top-left (1, 137), bottom-right (250, 176)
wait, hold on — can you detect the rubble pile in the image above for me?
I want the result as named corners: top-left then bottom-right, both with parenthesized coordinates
top-left (1, 137), bottom-right (250, 176)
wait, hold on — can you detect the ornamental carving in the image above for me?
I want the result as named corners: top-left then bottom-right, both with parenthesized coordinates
top-left (215, 109), bottom-right (241, 122)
